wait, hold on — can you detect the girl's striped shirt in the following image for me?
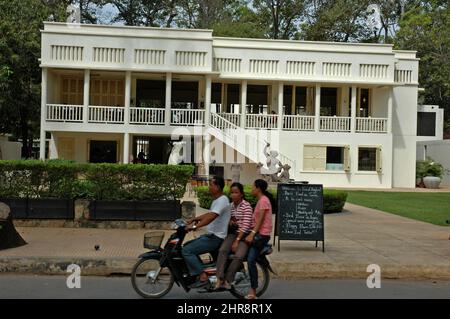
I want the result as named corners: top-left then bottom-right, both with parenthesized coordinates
top-left (230, 199), bottom-right (253, 234)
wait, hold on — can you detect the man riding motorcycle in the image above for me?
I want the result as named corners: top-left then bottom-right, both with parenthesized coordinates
top-left (182, 176), bottom-right (231, 288)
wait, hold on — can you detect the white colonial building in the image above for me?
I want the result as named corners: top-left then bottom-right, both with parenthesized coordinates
top-left (39, 22), bottom-right (420, 188)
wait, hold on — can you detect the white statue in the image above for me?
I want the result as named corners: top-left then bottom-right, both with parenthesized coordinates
top-left (260, 143), bottom-right (282, 176)
top-left (278, 164), bottom-right (292, 183)
top-left (230, 164), bottom-right (242, 183)
top-left (168, 141), bottom-right (185, 165)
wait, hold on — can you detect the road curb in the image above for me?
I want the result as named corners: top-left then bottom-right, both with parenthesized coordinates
top-left (1, 257), bottom-right (449, 281)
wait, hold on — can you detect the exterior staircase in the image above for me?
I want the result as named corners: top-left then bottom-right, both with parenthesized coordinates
top-left (208, 113), bottom-right (296, 172)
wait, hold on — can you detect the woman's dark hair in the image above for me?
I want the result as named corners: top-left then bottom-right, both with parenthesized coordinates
top-left (254, 179), bottom-right (275, 210)
top-left (230, 182), bottom-right (245, 200)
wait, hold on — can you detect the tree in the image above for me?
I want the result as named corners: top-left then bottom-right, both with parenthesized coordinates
top-left (176, 0), bottom-right (241, 29)
top-left (252, 0), bottom-right (306, 39)
top-left (0, 0), bottom-right (68, 158)
top-left (299, 0), bottom-right (374, 42)
top-left (212, 4), bottom-right (266, 38)
top-left (395, 0), bottom-right (450, 127)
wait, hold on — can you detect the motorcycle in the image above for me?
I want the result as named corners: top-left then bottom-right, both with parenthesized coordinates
top-left (131, 219), bottom-right (275, 299)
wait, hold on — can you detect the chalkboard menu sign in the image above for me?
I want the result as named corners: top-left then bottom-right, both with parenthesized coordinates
top-left (274, 183), bottom-right (325, 252)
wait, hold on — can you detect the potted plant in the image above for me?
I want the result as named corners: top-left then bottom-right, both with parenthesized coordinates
top-left (416, 158), bottom-right (446, 189)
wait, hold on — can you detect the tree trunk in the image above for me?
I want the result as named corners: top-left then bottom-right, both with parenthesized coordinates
top-left (0, 202), bottom-right (27, 250)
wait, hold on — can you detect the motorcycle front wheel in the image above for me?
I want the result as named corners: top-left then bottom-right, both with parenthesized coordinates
top-left (131, 257), bottom-right (174, 298)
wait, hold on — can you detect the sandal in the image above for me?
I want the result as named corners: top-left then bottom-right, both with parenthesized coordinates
top-left (245, 294), bottom-right (258, 299)
top-left (222, 281), bottom-right (232, 290)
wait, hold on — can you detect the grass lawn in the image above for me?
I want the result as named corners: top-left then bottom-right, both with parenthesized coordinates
top-left (341, 191), bottom-right (450, 226)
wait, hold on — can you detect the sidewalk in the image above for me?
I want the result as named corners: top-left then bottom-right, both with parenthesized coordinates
top-left (0, 203), bottom-right (449, 280)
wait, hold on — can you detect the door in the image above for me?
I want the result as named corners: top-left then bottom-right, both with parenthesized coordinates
top-left (58, 137), bottom-right (75, 161)
top-left (89, 140), bottom-right (118, 163)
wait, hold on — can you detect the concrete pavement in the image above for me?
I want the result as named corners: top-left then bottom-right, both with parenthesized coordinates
top-left (0, 202), bottom-right (448, 280)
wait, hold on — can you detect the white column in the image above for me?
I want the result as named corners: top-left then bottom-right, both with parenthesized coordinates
top-left (203, 134), bottom-right (211, 177)
top-left (83, 69), bottom-right (90, 123)
top-left (165, 72), bottom-right (172, 126)
top-left (124, 71), bottom-right (131, 125)
top-left (123, 132), bottom-right (130, 164)
top-left (205, 75), bottom-right (211, 126)
top-left (351, 85), bottom-right (357, 133)
top-left (49, 133), bottom-right (58, 159)
top-left (314, 84), bottom-right (321, 132)
top-left (240, 80), bottom-right (247, 128)
top-left (40, 68), bottom-right (48, 160)
top-left (277, 82), bottom-right (284, 130)
top-left (387, 87), bottom-right (393, 134)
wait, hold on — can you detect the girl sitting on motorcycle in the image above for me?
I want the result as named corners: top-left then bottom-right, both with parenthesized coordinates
top-left (214, 182), bottom-right (253, 291)
top-left (244, 179), bottom-right (274, 299)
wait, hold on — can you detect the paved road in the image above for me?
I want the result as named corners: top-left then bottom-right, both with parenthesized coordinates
top-left (0, 275), bottom-right (449, 299)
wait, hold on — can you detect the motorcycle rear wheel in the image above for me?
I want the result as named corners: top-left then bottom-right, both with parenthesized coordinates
top-left (131, 257), bottom-right (174, 299)
top-left (229, 261), bottom-right (270, 299)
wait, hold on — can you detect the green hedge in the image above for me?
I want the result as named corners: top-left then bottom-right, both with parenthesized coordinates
top-left (0, 160), bottom-right (194, 201)
top-left (196, 186), bottom-right (347, 214)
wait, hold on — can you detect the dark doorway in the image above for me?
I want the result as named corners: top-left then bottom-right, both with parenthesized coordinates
top-left (247, 85), bottom-right (269, 114)
top-left (321, 88), bottom-right (337, 116)
top-left (359, 88), bottom-right (370, 117)
top-left (295, 87), bottom-right (308, 115)
top-left (136, 80), bottom-right (166, 108)
top-left (89, 141), bottom-right (118, 163)
top-left (133, 136), bottom-right (196, 164)
top-left (226, 84), bottom-right (240, 113)
top-left (212, 83), bottom-right (222, 113)
top-left (283, 86), bottom-right (293, 115)
top-left (172, 81), bottom-right (199, 109)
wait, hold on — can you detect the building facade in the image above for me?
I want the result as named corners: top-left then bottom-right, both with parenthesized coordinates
top-left (40, 22), bottom-right (420, 188)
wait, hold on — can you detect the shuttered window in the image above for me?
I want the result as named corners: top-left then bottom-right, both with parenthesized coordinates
top-left (358, 147), bottom-right (382, 172)
top-left (61, 78), bottom-right (84, 105)
top-left (304, 145), bottom-right (350, 172)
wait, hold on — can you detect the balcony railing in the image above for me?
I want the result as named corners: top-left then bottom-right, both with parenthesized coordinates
top-left (283, 115), bottom-right (315, 131)
top-left (45, 105), bottom-right (388, 134)
top-left (130, 107), bottom-right (165, 125)
top-left (356, 117), bottom-right (387, 133)
top-left (46, 104), bottom-right (83, 122)
top-left (246, 114), bottom-right (278, 129)
top-left (89, 106), bottom-right (124, 124)
top-left (171, 109), bottom-right (205, 126)
top-left (320, 116), bottom-right (351, 132)
top-left (217, 113), bottom-right (241, 127)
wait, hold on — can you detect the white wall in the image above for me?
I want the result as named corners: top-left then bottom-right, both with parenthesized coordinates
top-left (278, 131), bottom-right (393, 188)
top-left (372, 87), bottom-right (389, 118)
top-left (51, 132), bottom-right (124, 163)
top-left (416, 105), bottom-right (444, 142)
top-left (0, 141), bottom-right (22, 160)
top-left (392, 85), bottom-right (418, 188)
top-left (417, 140), bottom-right (450, 186)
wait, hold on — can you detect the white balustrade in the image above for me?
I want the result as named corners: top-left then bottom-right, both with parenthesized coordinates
top-left (46, 104), bottom-right (84, 122)
top-left (246, 114), bottom-right (279, 129)
top-left (210, 113), bottom-right (237, 130)
top-left (283, 115), bottom-right (315, 131)
top-left (356, 117), bottom-right (388, 133)
top-left (88, 106), bottom-right (124, 124)
top-left (171, 109), bottom-right (205, 126)
top-left (320, 116), bottom-right (351, 132)
top-left (130, 107), bottom-right (165, 125)
top-left (217, 113), bottom-right (241, 127)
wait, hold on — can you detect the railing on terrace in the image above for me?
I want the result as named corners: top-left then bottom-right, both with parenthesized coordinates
top-left (46, 104), bottom-right (83, 122)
